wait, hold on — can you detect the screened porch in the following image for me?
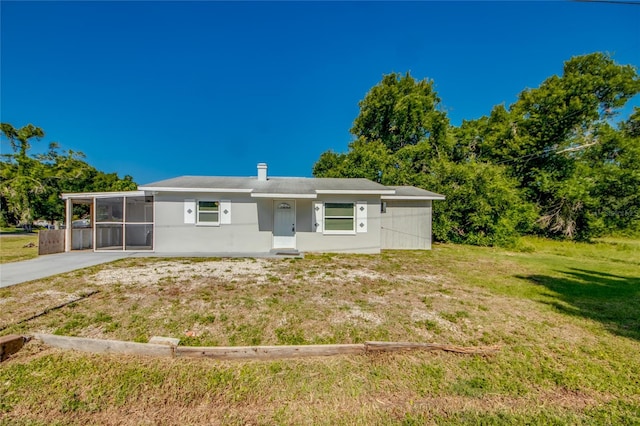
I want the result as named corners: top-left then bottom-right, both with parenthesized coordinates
top-left (62, 191), bottom-right (154, 252)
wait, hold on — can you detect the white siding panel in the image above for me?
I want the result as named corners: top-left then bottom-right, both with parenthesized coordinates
top-left (380, 200), bottom-right (432, 249)
top-left (184, 199), bottom-right (196, 224)
top-left (220, 200), bottom-right (231, 224)
top-left (356, 201), bottom-right (367, 233)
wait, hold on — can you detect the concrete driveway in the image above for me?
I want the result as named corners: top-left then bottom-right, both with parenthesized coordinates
top-left (0, 252), bottom-right (134, 288)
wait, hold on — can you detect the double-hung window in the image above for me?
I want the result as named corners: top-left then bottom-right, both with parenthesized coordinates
top-left (324, 202), bottom-right (355, 233)
top-left (197, 200), bottom-right (219, 225)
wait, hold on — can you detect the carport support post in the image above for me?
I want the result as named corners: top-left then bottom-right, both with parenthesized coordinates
top-left (64, 198), bottom-right (72, 252)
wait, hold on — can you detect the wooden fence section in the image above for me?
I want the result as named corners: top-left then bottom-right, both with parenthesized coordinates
top-left (33, 334), bottom-right (500, 360)
top-left (38, 230), bottom-right (65, 255)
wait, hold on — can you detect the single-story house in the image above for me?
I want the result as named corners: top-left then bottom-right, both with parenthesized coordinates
top-left (61, 163), bottom-right (444, 254)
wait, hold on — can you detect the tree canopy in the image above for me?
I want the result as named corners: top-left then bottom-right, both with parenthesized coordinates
top-left (1, 123), bottom-right (136, 228)
top-left (314, 53), bottom-right (640, 245)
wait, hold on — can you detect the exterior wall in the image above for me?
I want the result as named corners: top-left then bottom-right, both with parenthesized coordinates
top-left (153, 193), bottom-right (273, 253)
top-left (381, 200), bottom-right (432, 250)
top-left (296, 195), bottom-right (381, 254)
top-left (154, 193), bottom-right (382, 254)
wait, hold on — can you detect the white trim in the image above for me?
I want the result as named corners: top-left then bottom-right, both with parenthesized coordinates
top-left (251, 193), bottom-right (317, 199)
top-left (61, 190), bottom-right (146, 200)
top-left (381, 195), bottom-right (445, 200)
top-left (315, 189), bottom-right (395, 195)
top-left (196, 200), bottom-right (220, 226)
top-left (65, 198), bottom-right (72, 252)
top-left (92, 198), bottom-right (96, 252)
top-left (137, 186), bottom-right (253, 193)
top-left (323, 202), bottom-right (356, 235)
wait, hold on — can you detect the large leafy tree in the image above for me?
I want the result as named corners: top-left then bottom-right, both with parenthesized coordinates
top-left (584, 108), bottom-right (640, 235)
top-left (351, 72), bottom-right (450, 154)
top-left (1, 123), bottom-right (137, 227)
top-left (1, 123), bottom-right (47, 228)
top-left (455, 53), bottom-right (640, 239)
top-left (315, 72), bottom-right (536, 246)
top-left (314, 53), bottom-right (640, 245)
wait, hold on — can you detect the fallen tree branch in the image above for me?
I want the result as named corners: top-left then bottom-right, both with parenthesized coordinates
top-left (365, 341), bottom-right (500, 355)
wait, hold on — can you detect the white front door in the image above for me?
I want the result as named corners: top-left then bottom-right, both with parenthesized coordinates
top-left (273, 200), bottom-right (296, 249)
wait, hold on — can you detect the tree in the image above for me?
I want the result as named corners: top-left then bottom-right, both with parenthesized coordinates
top-left (455, 53), bottom-right (640, 239)
top-left (583, 109), bottom-right (640, 235)
top-left (313, 138), bottom-right (391, 182)
top-left (313, 71), bottom-right (536, 246)
top-left (351, 72), bottom-right (450, 154)
top-left (313, 53), bottom-right (640, 245)
top-left (1, 122), bottom-right (138, 227)
top-left (0, 123), bottom-right (47, 229)
top-left (426, 159), bottom-right (537, 246)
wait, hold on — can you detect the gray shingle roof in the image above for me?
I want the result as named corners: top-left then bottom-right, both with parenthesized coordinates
top-left (139, 176), bottom-right (444, 199)
top-left (140, 176), bottom-right (395, 195)
top-left (383, 186), bottom-right (445, 200)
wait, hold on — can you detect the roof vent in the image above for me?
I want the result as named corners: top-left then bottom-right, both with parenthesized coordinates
top-left (257, 163), bottom-right (267, 181)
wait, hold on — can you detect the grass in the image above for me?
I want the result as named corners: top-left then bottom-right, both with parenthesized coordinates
top-left (1, 237), bottom-right (639, 424)
top-left (0, 233), bottom-right (38, 263)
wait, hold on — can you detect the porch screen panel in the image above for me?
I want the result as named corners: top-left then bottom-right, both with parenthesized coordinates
top-left (95, 195), bottom-right (154, 251)
top-left (125, 224), bottom-right (153, 250)
top-left (96, 224), bottom-right (123, 250)
top-left (126, 196), bottom-right (154, 222)
top-left (96, 197), bottom-right (124, 222)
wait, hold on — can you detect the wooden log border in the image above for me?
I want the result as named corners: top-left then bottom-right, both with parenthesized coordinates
top-left (33, 334), bottom-right (499, 360)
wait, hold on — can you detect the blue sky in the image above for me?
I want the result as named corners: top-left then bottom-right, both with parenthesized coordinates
top-left (1, 1), bottom-right (639, 185)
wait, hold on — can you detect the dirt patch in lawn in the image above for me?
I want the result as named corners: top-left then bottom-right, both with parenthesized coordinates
top-left (1, 255), bottom-right (580, 350)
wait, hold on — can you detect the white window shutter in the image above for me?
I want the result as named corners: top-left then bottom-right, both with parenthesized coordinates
top-left (220, 200), bottom-right (231, 224)
top-left (184, 199), bottom-right (196, 224)
top-left (356, 201), bottom-right (367, 233)
top-left (313, 201), bottom-right (323, 233)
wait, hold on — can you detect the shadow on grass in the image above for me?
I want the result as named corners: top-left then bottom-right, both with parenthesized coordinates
top-left (517, 268), bottom-right (640, 341)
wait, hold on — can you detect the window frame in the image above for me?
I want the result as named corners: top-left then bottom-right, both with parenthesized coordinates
top-left (196, 200), bottom-right (220, 226)
top-left (323, 202), bottom-right (356, 235)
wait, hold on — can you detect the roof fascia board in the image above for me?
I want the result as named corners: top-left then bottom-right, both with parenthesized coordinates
top-left (137, 186), bottom-right (253, 193)
top-left (251, 193), bottom-right (317, 199)
top-left (382, 195), bottom-right (446, 200)
top-left (315, 190), bottom-right (396, 195)
top-left (61, 190), bottom-right (146, 200)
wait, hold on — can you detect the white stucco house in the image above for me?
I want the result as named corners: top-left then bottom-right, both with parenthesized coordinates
top-left (61, 163), bottom-right (444, 254)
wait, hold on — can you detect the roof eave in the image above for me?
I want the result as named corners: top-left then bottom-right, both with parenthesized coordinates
top-left (137, 186), bottom-right (253, 193)
top-left (381, 195), bottom-right (446, 201)
top-left (251, 193), bottom-right (318, 199)
top-left (61, 190), bottom-right (147, 200)
top-left (315, 190), bottom-right (396, 195)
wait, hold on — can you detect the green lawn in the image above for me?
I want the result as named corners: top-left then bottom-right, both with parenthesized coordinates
top-left (0, 233), bottom-right (38, 263)
top-left (1, 237), bottom-right (638, 425)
